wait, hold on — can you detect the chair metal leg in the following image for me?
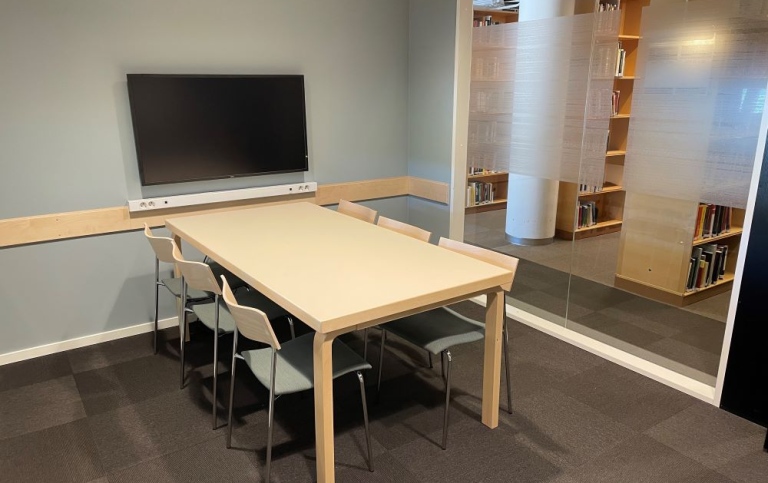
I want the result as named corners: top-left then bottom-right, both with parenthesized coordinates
top-left (428, 351), bottom-right (433, 369)
top-left (377, 330), bottom-right (387, 396)
top-left (226, 329), bottom-right (239, 449)
top-left (265, 350), bottom-right (277, 483)
top-left (356, 371), bottom-right (374, 472)
top-left (153, 258), bottom-right (160, 354)
top-left (442, 350), bottom-right (452, 450)
top-left (179, 275), bottom-right (187, 389)
top-left (363, 328), bottom-right (369, 362)
top-left (440, 351), bottom-right (447, 383)
top-left (502, 319), bottom-right (512, 414)
top-left (212, 295), bottom-right (220, 430)
top-left (287, 317), bottom-right (296, 340)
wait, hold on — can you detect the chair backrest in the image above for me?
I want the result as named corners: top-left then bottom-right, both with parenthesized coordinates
top-left (220, 276), bottom-right (280, 350)
top-left (144, 224), bottom-right (176, 263)
top-left (438, 237), bottom-right (519, 292)
top-left (171, 244), bottom-right (221, 295)
top-left (338, 199), bottom-right (377, 223)
top-left (377, 216), bottom-right (431, 242)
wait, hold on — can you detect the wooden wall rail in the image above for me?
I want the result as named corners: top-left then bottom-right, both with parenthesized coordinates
top-left (0, 176), bottom-right (449, 249)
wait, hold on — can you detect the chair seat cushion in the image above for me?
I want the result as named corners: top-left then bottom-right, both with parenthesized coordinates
top-left (161, 277), bottom-right (211, 301)
top-left (383, 306), bottom-right (485, 355)
top-left (192, 289), bottom-right (291, 334)
top-left (241, 333), bottom-right (372, 395)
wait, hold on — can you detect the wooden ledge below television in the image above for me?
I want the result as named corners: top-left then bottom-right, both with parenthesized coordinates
top-left (0, 176), bottom-right (449, 249)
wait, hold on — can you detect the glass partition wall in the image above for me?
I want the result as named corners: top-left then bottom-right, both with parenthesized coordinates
top-left (463, 0), bottom-right (768, 392)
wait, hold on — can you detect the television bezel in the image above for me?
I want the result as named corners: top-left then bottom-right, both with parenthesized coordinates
top-left (127, 73), bottom-right (309, 186)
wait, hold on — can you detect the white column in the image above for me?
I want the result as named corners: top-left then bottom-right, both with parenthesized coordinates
top-left (505, 0), bottom-right (575, 246)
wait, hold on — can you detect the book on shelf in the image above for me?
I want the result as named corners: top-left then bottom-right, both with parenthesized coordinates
top-left (615, 42), bottom-right (626, 77)
top-left (694, 203), bottom-right (733, 240)
top-left (686, 243), bottom-right (729, 292)
top-left (577, 201), bottom-right (598, 228)
top-left (466, 181), bottom-right (496, 207)
top-left (611, 90), bottom-right (621, 116)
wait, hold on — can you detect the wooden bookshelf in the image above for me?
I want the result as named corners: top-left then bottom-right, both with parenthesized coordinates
top-left (555, 0), bottom-right (647, 240)
top-left (466, 170), bottom-right (509, 214)
top-left (615, 198), bottom-right (745, 307)
top-left (465, 8), bottom-right (517, 215)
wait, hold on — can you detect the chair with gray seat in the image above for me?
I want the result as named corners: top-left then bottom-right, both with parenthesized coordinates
top-left (171, 244), bottom-right (294, 430)
top-left (376, 237), bottom-right (519, 450)
top-left (144, 224), bottom-right (243, 354)
top-left (220, 275), bottom-right (374, 482)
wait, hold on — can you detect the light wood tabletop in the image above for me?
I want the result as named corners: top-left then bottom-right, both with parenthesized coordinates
top-left (166, 202), bottom-right (514, 483)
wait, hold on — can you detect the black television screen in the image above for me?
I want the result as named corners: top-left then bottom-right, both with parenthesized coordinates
top-left (127, 74), bottom-right (309, 186)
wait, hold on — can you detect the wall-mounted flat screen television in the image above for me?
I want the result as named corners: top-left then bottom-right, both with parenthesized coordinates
top-left (127, 74), bottom-right (309, 186)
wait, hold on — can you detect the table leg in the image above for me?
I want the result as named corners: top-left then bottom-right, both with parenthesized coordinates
top-left (314, 331), bottom-right (336, 483)
top-left (482, 290), bottom-right (504, 428)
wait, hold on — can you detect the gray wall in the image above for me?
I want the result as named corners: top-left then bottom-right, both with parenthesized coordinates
top-left (406, 0), bottom-right (457, 239)
top-left (0, 0), bottom-right (415, 355)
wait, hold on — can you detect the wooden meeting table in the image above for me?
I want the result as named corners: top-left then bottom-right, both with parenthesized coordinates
top-left (166, 201), bottom-right (514, 483)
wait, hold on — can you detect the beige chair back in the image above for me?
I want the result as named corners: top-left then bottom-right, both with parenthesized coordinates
top-left (144, 224), bottom-right (176, 263)
top-left (377, 216), bottom-right (431, 242)
top-left (438, 237), bottom-right (518, 292)
top-left (338, 199), bottom-right (377, 223)
top-left (171, 244), bottom-right (221, 295)
top-left (220, 276), bottom-right (280, 350)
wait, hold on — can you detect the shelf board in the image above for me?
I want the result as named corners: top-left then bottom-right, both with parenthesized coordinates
top-left (579, 186), bottom-right (624, 197)
top-left (474, 8), bottom-right (519, 16)
top-left (576, 219), bottom-right (622, 233)
top-left (466, 199), bottom-right (507, 214)
top-left (619, 34), bottom-right (641, 40)
top-left (692, 228), bottom-right (744, 246)
top-left (606, 150), bottom-right (627, 157)
top-left (615, 76), bottom-right (635, 80)
top-left (611, 114), bottom-right (630, 119)
top-left (684, 273), bottom-right (735, 297)
top-left (468, 172), bottom-right (508, 183)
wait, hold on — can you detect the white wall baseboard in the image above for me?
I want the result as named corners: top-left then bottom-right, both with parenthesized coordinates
top-left (0, 317), bottom-right (179, 367)
top-left (469, 296), bottom-right (717, 405)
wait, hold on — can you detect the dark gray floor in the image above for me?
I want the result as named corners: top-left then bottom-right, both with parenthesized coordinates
top-left (507, 259), bottom-right (725, 386)
top-left (1, 304), bottom-right (765, 483)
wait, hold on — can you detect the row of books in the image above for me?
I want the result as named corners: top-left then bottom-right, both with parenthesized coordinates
top-left (611, 90), bottom-right (621, 116)
top-left (686, 244), bottom-right (729, 291)
top-left (694, 203), bottom-right (734, 240)
top-left (599, 1), bottom-right (620, 12)
top-left (473, 16), bottom-right (498, 27)
top-left (468, 166), bottom-right (503, 176)
top-left (466, 182), bottom-right (496, 207)
top-left (577, 201), bottom-right (599, 228)
top-left (615, 42), bottom-right (627, 77)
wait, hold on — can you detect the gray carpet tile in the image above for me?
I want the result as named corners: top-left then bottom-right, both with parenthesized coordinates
top-left (609, 296), bottom-right (719, 333)
top-left (0, 418), bottom-right (104, 483)
top-left (642, 338), bottom-right (722, 378)
top-left (0, 375), bottom-right (86, 440)
top-left (73, 352), bottom-right (181, 416)
top-left (569, 311), bottom-right (667, 348)
top-left (670, 322), bottom-right (726, 355)
top-left (550, 278), bottom-right (636, 312)
top-left (86, 388), bottom-right (220, 473)
top-left (548, 434), bottom-right (726, 483)
top-left (336, 451), bottom-right (422, 483)
top-left (512, 289), bottom-right (595, 321)
top-left (508, 388), bottom-right (635, 470)
top-left (556, 361), bottom-right (696, 432)
top-left (509, 332), bottom-right (605, 380)
top-left (67, 331), bottom-right (157, 373)
top-left (592, 306), bottom-right (683, 338)
top-left (715, 448), bottom-right (768, 482)
top-left (0, 351), bottom-right (72, 392)
top-left (645, 403), bottom-right (767, 471)
top-left (390, 418), bottom-right (562, 483)
top-left (107, 435), bottom-right (260, 483)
